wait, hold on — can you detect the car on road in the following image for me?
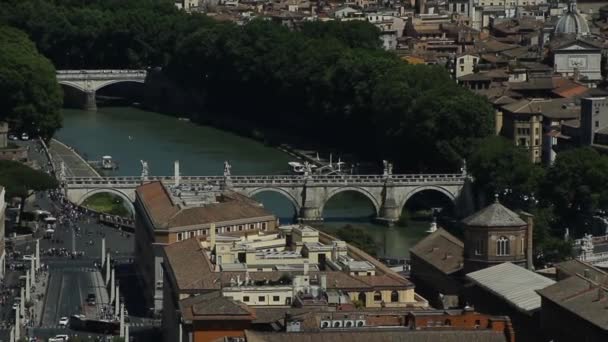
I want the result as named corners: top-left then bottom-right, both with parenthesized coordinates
top-left (22, 254), bottom-right (34, 261)
top-left (49, 335), bottom-right (69, 342)
top-left (8, 134), bottom-right (17, 141)
top-left (20, 133), bottom-right (29, 140)
top-left (87, 293), bottom-right (96, 306)
top-left (58, 316), bottom-right (69, 327)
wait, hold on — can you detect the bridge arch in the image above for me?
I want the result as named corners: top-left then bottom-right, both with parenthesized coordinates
top-left (247, 187), bottom-right (301, 212)
top-left (75, 188), bottom-right (135, 213)
top-left (400, 185), bottom-right (457, 214)
top-left (320, 187), bottom-right (381, 216)
top-left (93, 79), bottom-right (145, 92)
top-left (58, 81), bottom-right (87, 93)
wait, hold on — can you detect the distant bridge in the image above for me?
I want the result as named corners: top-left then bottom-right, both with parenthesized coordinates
top-left (56, 70), bottom-right (147, 110)
top-left (62, 173), bottom-right (473, 224)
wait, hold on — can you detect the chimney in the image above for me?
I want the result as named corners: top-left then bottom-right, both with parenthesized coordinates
top-left (303, 260), bottom-right (309, 276)
top-left (174, 160), bottom-right (180, 186)
top-left (520, 212), bottom-right (534, 270)
top-left (210, 222), bottom-right (216, 252)
top-left (584, 269), bottom-right (591, 279)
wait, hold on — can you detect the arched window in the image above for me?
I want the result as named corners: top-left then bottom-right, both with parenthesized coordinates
top-left (373, 291), bottom-right (382, 302)
top-left (358, 292), bottom-right (366, 304)
top-left (497, 236), bottom-right (510, 256)
top-left (391, 290), bottom-right (399, 302)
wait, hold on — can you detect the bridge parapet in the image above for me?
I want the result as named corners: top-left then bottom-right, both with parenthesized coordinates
top-left (56, 70), bottom-right (147, 81)
top-left (64, 173), bottom-right (467, 187)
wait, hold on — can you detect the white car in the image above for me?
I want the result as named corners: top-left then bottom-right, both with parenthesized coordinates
top-left (49, 336), bottom-right (69, 342)
top-left (22, 255), bottom-right (34, 261)
top-left (8, 134), bottom-right (17, 141)
top-left (20, 133), bottom-right (29, 140)
top-left (58, 316), bottom-right (69, 327)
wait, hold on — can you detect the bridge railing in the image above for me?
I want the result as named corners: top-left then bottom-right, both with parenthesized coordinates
top-left (57, 70), bottom-right (147, 75)
top-left (64, 173), bottom-right (467, 186)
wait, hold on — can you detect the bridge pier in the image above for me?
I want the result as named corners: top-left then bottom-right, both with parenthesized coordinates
top-left (84, 91), bottom-right (97, 111)
top-left (376, 183), bottom-right (401, 226)
top-left (298, 183), bottom-right (323, 224)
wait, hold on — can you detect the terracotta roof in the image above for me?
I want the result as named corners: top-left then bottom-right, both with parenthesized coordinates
top-left (410, 228), bottom-right (464, 275)
top-left (136, 181), bottom-right (274, 229)
top-left (537, 274), bottom-right (608, 330)
top-left (244, 329), bottom-right (509, 342)
top-left (180, 291), bottom-right (256, 321)
top-left (136, 182), bottom-right (179, 228)
top-left (462, 200), bottom-right (526, 227)
top-left (163, 238), bottom-right (220, 291)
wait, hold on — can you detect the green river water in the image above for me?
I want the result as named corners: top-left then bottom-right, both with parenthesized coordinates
top-left (57, 107), bottom-right (429, 258)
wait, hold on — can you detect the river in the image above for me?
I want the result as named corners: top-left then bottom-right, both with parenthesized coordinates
top-left (56, 107), bottom-right (429, 258)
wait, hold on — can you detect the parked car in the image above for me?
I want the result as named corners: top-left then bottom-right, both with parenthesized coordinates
top-left (58, 316), bottom-right (69, 327)
top-left (20, 132), bottom-right (29, 140)
top-left (87, 293), bottom-right (96, 306)
top-left (8, 134), bottom-right (17, 141)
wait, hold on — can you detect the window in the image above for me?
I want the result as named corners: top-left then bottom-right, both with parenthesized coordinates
top-left (534, 139), bottom-right (539, 146)
top-left (239, 225), bottom-right (244, 231)
top-left (258, 296), bottom-right (265, 302)
top-left (497, 236), bottom-right (510, 256)
top-left (391, 290), bottom-right (399, 302)
top-left (444, 319), bottom-right (451, 326)
top-left (243, 296), bottom-right (250, 302)
top-left (226, 227), bottom-right (231, 232)
top-left (250, 224), bottom-right (255, 229)
top-left (273, 296), bottom-right (280, 302)
top-left (474, 239), bottom-right (485, 255)
top-left (459, 58), bottom-right (464, 64)
top-left (262, 222), bottom-right (267, 230)
top-left (373, 291), bottom-right (382, 302)
top-left (460, 3), bottom-right (465, 11)
top-left (596, 121), bottom-right (600, 128)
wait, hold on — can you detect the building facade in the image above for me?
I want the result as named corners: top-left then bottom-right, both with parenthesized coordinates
top-left (135, 181), bottom-right (277, 314)
top-left (162, 225), bottom-right (428, 342)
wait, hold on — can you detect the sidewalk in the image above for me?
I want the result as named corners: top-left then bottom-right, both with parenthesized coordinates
top-left (32, 270), bottom-right (49, 327)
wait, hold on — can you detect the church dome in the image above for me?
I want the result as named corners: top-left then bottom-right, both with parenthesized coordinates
top-left (555, 0), bottom-right (590, 35)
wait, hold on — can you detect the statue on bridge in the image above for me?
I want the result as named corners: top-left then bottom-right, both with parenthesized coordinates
top-left (224, 161), bottom-right (232, 178)
top-left (383, 160), bottom-right (393, 177)
top-left (59, 161), bottom-right (67, 182)
top-left (140, 160), bottom-right (149, 180)
top-left (461, 159), bottom-right (468, 176)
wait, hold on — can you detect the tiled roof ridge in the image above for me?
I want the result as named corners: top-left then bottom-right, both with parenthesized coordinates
top-left (560, 275), bottom-right (608, 303)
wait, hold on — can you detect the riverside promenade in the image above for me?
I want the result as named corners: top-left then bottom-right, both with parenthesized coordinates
top-left (48, 139), bottom-right (101, 178)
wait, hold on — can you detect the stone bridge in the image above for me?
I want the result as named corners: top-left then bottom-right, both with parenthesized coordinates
top-left (63, 173), bottom-right (473, 224)
top-left (56, 69), bottom-right (147, 110)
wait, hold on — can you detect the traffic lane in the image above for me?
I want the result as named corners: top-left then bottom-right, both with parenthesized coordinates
top-left (40, 221), bottom-right (133, 259)
top-left (42, 269), bottom-right (63, 326)
top-left (42, 267), bottom-right (91, 327)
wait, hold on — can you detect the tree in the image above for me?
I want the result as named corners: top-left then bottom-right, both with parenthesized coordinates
top-left (541, 147), bottom-right (608, 235)
top-left (0, 25), bottom-right (63, 138)
top-left (335, 225), bottom-right (377, 257)
top-left (0, 160), bottom-right (58, 221)
top-left (469, 136), bottom-right (544, 210)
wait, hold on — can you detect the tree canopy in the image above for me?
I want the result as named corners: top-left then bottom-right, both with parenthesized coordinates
top-left (0, 25), bottom-right (63, 138)
top-left (0, 160), bottom-right (58, 199)
top-left (469, 136), bottom-right (544, 209)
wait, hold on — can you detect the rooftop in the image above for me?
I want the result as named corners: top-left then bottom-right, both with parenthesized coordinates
top-left (410, 228), bottom-right (464, 275)
top-left (244, 329), bottom-right (509, 342)
top-left (462, 200), bottom-right (527, 228)
top-left (466, 262), bottom-right (556, 314)
top-left (537, 272), bottom-right (608, 330)
top-left (136, 181), bottom-right (274, 229)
